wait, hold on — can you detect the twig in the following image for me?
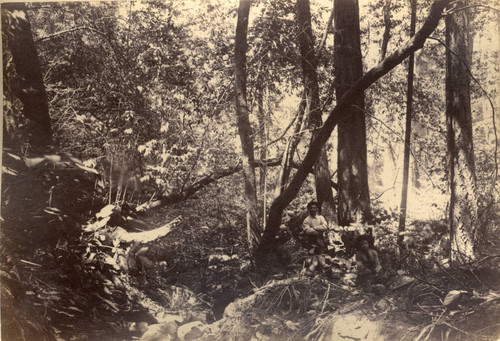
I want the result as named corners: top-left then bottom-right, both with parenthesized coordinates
top-left (445, 4), bottom-right (500, 15)
top-left (441, 321), bottom-right (477, 338)
top-left (457, 254), bottom-right (500, 267)
top-left (363, 107), bottom-right (444, 191)
top-left (20, 259), bottom-right (42, 267)
top-left (320, 283), bottom-right (330, 314)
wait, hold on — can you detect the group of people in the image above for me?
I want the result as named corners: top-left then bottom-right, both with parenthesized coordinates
top-left (301, 201), bottom-right (383, 285)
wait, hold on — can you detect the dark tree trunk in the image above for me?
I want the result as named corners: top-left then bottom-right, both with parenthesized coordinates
top-left (2, 3), bottom-right (52, 148)
top-left (334, 0), bottom-right (370, 226)
top-left (260, 0), bottom-right (452, 249)
top-left (397, 0), bottom-right (416, 250)
top-left (234, 0), bottom-right (261, 251)
top-left (446, 1), bottom-right (477, 263)
top-left (256, 86), bottom-right (268, 224)
top-left (257, 86), bottom-right (267, 194)
top-left (380, 0), bottom-right (392, 62)
top-left (296, 0), bottom-right (336, 223)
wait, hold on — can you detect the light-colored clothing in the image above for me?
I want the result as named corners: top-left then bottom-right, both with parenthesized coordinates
top-left (302, 215), bottom-right (328, 235)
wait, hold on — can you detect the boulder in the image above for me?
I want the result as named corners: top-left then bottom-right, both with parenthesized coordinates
top-left (140, 322), bottom-right (178, 341)
top-left (177, 321), bottom-right (205, 341)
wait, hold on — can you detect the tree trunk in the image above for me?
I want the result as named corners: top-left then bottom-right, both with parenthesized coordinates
top-left (397, 0), bottom-right (416, 250)
top-left (275, 94), bottom-right (307, 197)
top-left (257, 86), bottom-right (268, 225)
top-left (446, 1), bottom-right (477, 263)
top-left (380, 0), bottom-right (392, 62)
top-left (2, 3), bottom-right (52, 148)
top-left (334, 0), bottom-right (370, 226)
top-left (234, 0), bottom-right (261, 251)
top-left (260, 0), bottom-right (452, 249)
top-left (296, 0), bottom-right (336, 223)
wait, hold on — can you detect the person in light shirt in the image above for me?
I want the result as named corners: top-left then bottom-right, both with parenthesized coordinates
top-left (302, 201), bottom-right (328, 252)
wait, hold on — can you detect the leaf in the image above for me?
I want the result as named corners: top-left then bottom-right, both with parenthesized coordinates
top-left (44, 207), bottom-right (61, 215)
top-left (68, 156), bottom-right (84, 165)
top-left (96, 205), bottom-right (115, 219)
top-left (137, 255), bottom-right (154, 268)
top-left (75, 163), bottom-right (99, 174)
top-left (44, 154), bottom-right (62, 163)
top-left (134, 246), bottom-right (149, 256)
top-left (25, 157), bottom-right (46, 168)
top-left (7, 153), bottom-right (21, 161)
top-left (443, 290), bottom-right (468, 307)
top-left (83, 216), bottom-right (110, 232)
top-left (102, 254), bottom-right (120, 271)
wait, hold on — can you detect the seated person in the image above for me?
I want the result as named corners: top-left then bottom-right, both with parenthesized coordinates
top-left (302, 201), bottom-right (328, 253)
top-left (355, 234), bottom-right (385, 285)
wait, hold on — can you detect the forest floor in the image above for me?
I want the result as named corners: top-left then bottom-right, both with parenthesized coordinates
top-left (4, 202), bottom-right (500, 341)
top-left (1, 157), bottom-right (499, 341)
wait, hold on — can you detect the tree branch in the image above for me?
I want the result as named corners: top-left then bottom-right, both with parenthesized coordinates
top-left (34, 26), bottom-right (87, 42)
top-left (260, 0), bottom-right (454, 248)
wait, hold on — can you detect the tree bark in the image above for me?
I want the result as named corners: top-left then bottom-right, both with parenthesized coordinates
top-left (296, 0), bottom-right (336, 223)
top-left (234, 0), bottom-right (261, 251)
top-left (397, 0), bottom-right (416, 250)
top-left (256, 86), bottom-right (268, 225)
top-left (334, 0), bottom-right (370, 226)
top-left (260, 0), bottom-right (453, 248)
top-left (2, 3), bottom-right (52, 148)
top-left (380, 0), bottom-right (392, 62)
top-left (446, 1), bottom-right (478, 263)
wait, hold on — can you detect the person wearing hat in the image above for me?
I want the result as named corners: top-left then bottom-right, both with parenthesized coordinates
top-left (302, 201), bottom-right (328, 253)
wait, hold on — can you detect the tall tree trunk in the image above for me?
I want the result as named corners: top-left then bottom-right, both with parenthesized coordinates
top-left (397, 0), bottom-right (416, 250)
top-left (296, 0), bottom-right (336, 223)
top-left (260, 0), bottom-right (452, 249)
top-left (257, 86), bottom-right (267, 194)
top-left (2, 3), bottom-right (52, 148)
top-left (256, 86), bottom-right (268, 225)
top-left (334, 0), bottom-right (370, 226)
top-left (275, 94), bottom-right (307, 197)
top-left (234, 0), bottom-right (261, 251)
top-left (379, 0), bottom-right (392, 62)
top-left (446, 1), bottom-right (477, 263)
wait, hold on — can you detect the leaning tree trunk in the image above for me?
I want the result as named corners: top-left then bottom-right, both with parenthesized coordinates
top-left (296, 0), bottom-right (336, 223)
top-left (334, 0), bottom-right (370, 226)
top-left (446, 2), bottom-right (478, 263)
top-left (2, 3), bottom-right (52, 149)
top-left (234, 0), bottom-right (261, 251)
top-left (259, 0), bottom-right (453, 249)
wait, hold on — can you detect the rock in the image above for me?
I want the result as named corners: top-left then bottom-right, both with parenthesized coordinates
top-left (177, 321), bottom-right (205, 341)
top-left (156, 313), bottom-right (184, 324)
top-left (322, 313), bottom-right (383, 341)
top-left (140, 322), bottom-right (178, 341)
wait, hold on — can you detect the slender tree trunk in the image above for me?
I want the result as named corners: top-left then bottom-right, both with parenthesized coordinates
top-left (275, 94), bottom-right (307, 197)
top-left (257, 86), bottom-right (267, 194)
top-left (257, 86), bottom-right (268, 225)
top-left (2, 3), bottom-right (52, 148)
top-left (380, 0), bottom-right (392, 62)
top-left (445, 1), bottom-right (477, 263)
top-left (334, 0), bottom-right (370, 226)
top-left (397, 0), bottom-right (416, 250)
top-left (296, 0), bottom-right (336, 223)
top-left (234, 0), bottom-right (261, 251)
top-left (260, 0), bottom-right (452, 249)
